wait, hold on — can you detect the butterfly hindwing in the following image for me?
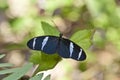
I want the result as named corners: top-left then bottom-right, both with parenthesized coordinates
top-left (27, 36), bottom-right (59, 54)
top-left (27, 34), bottom-right (86, 61)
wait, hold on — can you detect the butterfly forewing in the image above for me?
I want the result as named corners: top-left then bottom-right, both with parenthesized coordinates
top-left (57, 39), bottom-right (70, 58)
top-left (70, 41), bottom-right (86, 61)
top-left (42, 36), bottom-right (59, 54)
top-left (58, 38), bottom-right (86, 61)
top-left (27, 36), bottom-right (59, 54)
top-left (27, 34), bottom-right (86, 61)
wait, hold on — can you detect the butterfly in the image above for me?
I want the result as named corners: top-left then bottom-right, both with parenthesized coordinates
top-left (27, 33), bottom-right (86, 61)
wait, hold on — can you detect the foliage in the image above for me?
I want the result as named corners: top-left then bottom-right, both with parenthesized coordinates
top-left (0, 0), bottom-right (120, 80)
top-left (0, 54), bottom-right (50, 80)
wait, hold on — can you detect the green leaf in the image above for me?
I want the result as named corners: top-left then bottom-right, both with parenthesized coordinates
top-left (0, 68), bottom-right (19, 75)
top-left (44, 75), bottom-right (50, 80)
top-left (70, 29), bottom-right (93, 49)
top-left (30, 51), bottom-right (61, 71)
top-left (29, 51), bottom-right (42, 64)
top-left (0, 63), bottom-right (32, 75)
top-left (0, 0), bottom-right (8, 9)
top-left (3, 63), bottom-right (33, 80)
top-left (39, 53), bottom-right (61, 71)
top-left (0, 63), bottom-right (13, 68)
top-left (41, 21), bottom-right (59, 36)
top-left (29, 73), bottom-right (43, 80)
top-left (32, 19), bottom-right (44, 36)
top-left (0, 54), bottom-right (5, 59)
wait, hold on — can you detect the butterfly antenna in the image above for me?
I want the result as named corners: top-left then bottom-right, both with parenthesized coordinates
top-left (51, 19), bottom-right (59, 30)
top-left (59, 33), bottom-right (63, 38)
top-left (50, 19), bottom-right (62, 36)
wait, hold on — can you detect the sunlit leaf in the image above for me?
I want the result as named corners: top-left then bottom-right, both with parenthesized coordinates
top-left (70, 29), bottom-right (93, 49)
top-left (32, 19), bottom-right (44, 36)
top-left (41, 21), bottom-right (59, 36)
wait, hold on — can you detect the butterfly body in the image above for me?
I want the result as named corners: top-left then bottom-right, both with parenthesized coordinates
top-left (27, 34), bottom-right (86, 61)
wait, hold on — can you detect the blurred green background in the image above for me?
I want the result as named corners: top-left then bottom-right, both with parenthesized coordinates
top-left (0, 0), bottom-right (120, 80)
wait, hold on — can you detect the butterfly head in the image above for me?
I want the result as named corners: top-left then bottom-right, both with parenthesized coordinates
top-left (59, 33), bottom-right (63, 38)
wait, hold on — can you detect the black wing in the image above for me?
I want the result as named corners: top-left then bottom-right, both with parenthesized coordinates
top-left (57, 38), bottom-right (86, 61)
top-left (27, 36), bottom-right (59, 54)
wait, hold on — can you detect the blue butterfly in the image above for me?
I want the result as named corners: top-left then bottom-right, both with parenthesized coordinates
top-left (27, 34), bottom-right (86, 61)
